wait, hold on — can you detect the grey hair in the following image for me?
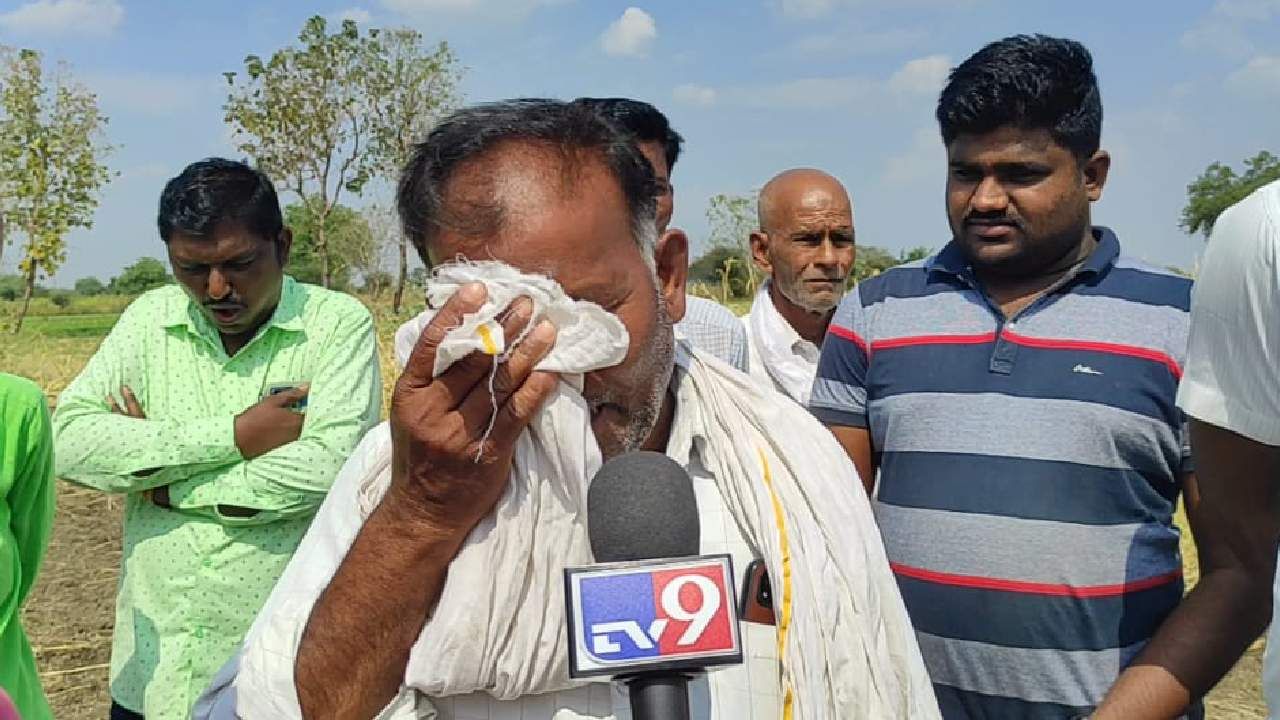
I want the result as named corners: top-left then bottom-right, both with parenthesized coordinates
top-left (397, 98), bottom-right (659, 266)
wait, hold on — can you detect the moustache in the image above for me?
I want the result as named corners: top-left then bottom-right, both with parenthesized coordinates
top-left (964, 213), bottom-right (1023, 230)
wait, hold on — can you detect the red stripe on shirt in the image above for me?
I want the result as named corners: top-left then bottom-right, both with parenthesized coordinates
top-left (871, 332), bottom-right (998, 351)
top-left (1001, 330), bottom-right (1183, 379)
top-left (890, 562), bottom-right (1183, 598)
top-left (827, 324), bottom-right (869, 354)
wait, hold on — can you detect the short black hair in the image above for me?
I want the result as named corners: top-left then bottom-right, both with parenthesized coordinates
top-left (937, 34), bottom-right (1102, 161)
top-left (157, 158), bottom-right (283, 242)
top-left (573, 97), bottom-right (683, 171)
top-left (397, 98), bottom-right (658, 264)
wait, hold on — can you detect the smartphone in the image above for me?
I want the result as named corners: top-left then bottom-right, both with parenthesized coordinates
top-left (738, 558), bottom-right (776, 626)
top-left (265, 382), bottom-right (308, 412)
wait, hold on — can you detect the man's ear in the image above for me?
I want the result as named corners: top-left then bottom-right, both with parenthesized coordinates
top-left (1083, 150), bottom-right (1111, 202)
top-left (276, 228), bottom-right (293, 267)
top-left (750, 231), bottom-right (772, 274)
top-left (655, 228), bottom-right (689, 323)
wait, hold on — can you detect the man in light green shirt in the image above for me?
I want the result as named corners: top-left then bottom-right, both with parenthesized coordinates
top-left (52, 158), bottom-right (381, 720)
top-left (0, 373), bottom-right (56, 720)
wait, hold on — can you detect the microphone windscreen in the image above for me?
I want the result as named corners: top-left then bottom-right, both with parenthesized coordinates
top-left (587, 451), bottom-right (700, 562)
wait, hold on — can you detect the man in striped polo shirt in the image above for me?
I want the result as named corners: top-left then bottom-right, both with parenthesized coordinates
top-left (813, 35), bottom-right (1254, 718)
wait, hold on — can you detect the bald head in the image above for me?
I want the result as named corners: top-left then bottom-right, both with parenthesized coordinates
top-left (758, 168), bottom-right (851, 235)
top-left (750, 168), bottom-right (855, 319)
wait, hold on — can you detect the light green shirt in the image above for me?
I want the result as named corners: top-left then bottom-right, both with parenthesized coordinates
top-left (0, 373), bottom-right (56, 720)
top-left (52, 277), bottom-right (380, 719)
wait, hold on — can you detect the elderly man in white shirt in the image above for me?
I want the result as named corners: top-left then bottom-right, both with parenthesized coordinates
top-left (1175, 179), bottom-right (1280, 718)
top-left (194, 100), bottom-right (936, 720)
top-left (743, 169), bottom-right (855, 404)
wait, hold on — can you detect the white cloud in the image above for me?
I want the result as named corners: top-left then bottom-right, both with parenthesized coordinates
top-left (882, 127), bottom-right (942, 186)
top-left (331, 7), bottom-right (373, 24)
top-left (0, 0), bottom-right (122, 37)
top-left (1227, 55), bottom-right (1280, 97)
top-left (673, 83), bottom-right (717, 107)
top-left (889, 54), bottom-right (951, 96)
top-left (600, 7), bottom-right (657, 58)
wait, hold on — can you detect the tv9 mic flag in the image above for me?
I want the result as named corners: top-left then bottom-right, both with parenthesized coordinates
top-left (564, 554), bottom-right (742, 678)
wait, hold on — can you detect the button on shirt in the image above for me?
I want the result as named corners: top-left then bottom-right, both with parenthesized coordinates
top-left (52, 277), bottom-right (381, 719)
top-left (810, 229), bottom-right (1196, 718)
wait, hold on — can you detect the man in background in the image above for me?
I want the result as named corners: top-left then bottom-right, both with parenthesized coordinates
top-left (1175, 179), bottom-right (1280, 715)
top-left (744, 168), bottom-right (854, 403)
top-left (575, 96), bottom-right (750, 372)
top-left (0, 372), bottom-right (56, 720)
top-left (52, 159), bottom-right (380, 719)
top-left (812, 34), bottom-right (1255, 717)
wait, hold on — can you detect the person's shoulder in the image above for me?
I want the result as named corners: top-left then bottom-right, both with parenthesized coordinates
top-left (1209, 179), bottom-right (1280, 255)
top-left (291, 279), bottom-right (374, 325)
top-left (1105, 256), bottom-right (1192, 311)
top-left (0, 372), bottom-right (46, 408)
top-left (684, 295), bottom-right (743, 327)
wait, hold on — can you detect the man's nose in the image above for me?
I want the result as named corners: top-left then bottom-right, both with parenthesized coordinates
top-left (814, 236), bottom-right (840, 266)
top-left (207, 268), bottom-right (232, 301)
top-left (972, 176), bottom-right (1009, 214)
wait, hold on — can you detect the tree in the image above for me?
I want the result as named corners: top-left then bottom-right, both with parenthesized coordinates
top-left (74, 276), bottom-right (104, 295)
top-left (355, 203), bottom-right (401, 298)
top-left (705, 192), bottom-right (759, 296)
top-left (225, 16), bottom-right (379, 289)
top-left (283, 202), bottom-right (373, 290)
top-left (1181, 151), bottom-right (1280, 238)
top-left (689, 245), bottom-right (752, 300)
top-left (0, 48), bottom-right (112, 332)
top-left (364, 28), bottom-right (459, 313)
top-left (109, 257), bottom-right (170, 295)
top-left (851, 245), bottom-right (931, 284)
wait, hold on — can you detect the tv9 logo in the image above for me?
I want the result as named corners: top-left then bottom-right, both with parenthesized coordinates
top-left (564, 555), bottom-right (743, 678)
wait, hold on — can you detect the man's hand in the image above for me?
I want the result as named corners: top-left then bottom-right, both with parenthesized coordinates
top-left (388, 283), bottom-right (559, 537)
top-left (296, 284), bottom-right (559, 720)
top-left (107, 385), bottom-right (146, 419)
top-left (234, 385), bottom-right (310, 460)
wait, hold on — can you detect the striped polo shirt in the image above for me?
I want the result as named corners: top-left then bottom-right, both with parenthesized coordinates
top-left (810, 228), bottom-right (1195, 719)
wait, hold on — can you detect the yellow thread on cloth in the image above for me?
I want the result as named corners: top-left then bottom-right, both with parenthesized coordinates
top-left (757, 446), bottom-right (794, 720)
top-left (477, 323), bottom-right (499, 355)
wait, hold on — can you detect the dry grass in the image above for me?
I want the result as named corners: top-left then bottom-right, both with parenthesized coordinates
top-left (6, 295), bottom-right (1267, 718)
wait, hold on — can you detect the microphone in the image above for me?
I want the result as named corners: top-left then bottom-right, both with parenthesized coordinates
top-left (564, 451), bottom-right (743, 720)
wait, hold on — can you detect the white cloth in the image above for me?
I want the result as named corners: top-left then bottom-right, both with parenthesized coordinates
top-left (195, 262), bottom-right (937, 720)
top-left (743, 282), bottom-right (821, 404)
top-left (1174, 180), bottom-right (1280, 718)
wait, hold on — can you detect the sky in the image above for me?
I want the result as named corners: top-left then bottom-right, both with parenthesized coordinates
top-left (0, 0), bottom-right (1277, 285)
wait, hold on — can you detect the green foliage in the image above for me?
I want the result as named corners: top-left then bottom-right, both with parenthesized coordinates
top-left (284, 202), bottom-right (373, 290)
top-left (74, 276), bottom-right (104, 295)
top-left (109, 257), bottom-right (170, 295)
top-left (1181, 151), bottom-right (1280, 238)
top-left (852, 245), bottom-right (931, 284)
top-left (224, 17), bottom-right (460, 290)
top-left (49, 291), bottom-right (70, 308)
top-left (0, 47), bottom-right (113, 332)
top-left (689, 245), bottom-right (753, 300)
top-left (0, 274), bottom-right (29, 300)
top-left (704, 192), bottom-right (760, 298)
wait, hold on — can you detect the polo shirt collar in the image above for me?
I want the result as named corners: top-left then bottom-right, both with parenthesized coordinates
top-left (162, 275), bottom-right (306, 340)
top-left (925, 225), bottom-right (1120, 282)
